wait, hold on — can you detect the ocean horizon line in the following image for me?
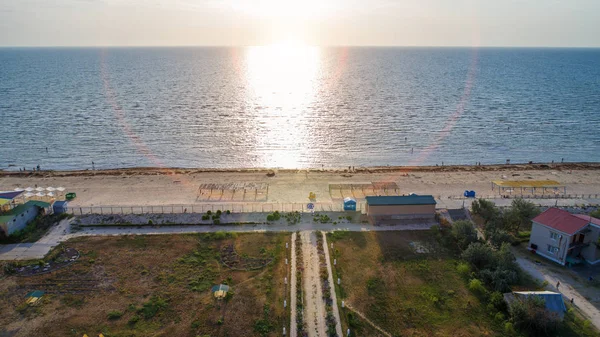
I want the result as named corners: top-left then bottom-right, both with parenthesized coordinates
top-left (1, 45), bottom-right (600, 49)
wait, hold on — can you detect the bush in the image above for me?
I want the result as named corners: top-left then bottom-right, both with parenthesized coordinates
top-left (451, 220), bottom-right (478, 250)
top-left (489, 291), bottom-right (507, 311)
top-left (456, 262), bottom-right (471, 278)
top-left (138, 296), bottom-right (168, 319)
top-left (213, 219), bottom-right (221, 225)
top-left (216, 210), bottom-right (222, 216)
top-left (266, 214), bottom-right (275, 222)
top-left (226, 210), bottom-right (231, 214)
top-left (128, 315), bottom-right (140, 325)
top-left (107, 310), bottom-right (123, 320)
top-left (504, 322), bottom-right (516, 335)
top-left (462, 242), bottom-right (496, 270)
top-left (468, 278), bottom-right (487, 297)
top-left (201, 215), bottom-right (210, 221)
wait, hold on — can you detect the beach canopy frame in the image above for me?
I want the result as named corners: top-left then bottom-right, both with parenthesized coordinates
top-left (491, 180), bottom-right (566, 195)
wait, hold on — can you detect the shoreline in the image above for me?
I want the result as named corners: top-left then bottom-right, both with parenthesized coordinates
top-left (2, 162), bottom-right (600, 178)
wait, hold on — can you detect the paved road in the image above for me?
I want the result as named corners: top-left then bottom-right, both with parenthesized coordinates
top-left (516, 256), bottom-right (600, 330)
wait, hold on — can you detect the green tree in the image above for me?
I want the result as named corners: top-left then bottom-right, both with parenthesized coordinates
top-left (506, 198), bottom-right (539, 234)
top-left (488, 230), bottom-right (514, 249)
top-left (461, 242), bottom-right (496, 270)
top-left (471, 198), bottom-right (500, 222)
top-left (590, 209), bottom-right (600, 219)
top-left (451, 220), bottom-right (479, 250)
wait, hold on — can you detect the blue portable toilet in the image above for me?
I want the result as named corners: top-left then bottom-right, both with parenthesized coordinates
top-left (343, 197), bottom-right (357, 211)
top-left (464, 190), bottom-right (476, 198)
top-left (53, 200), bottom-right (69, 214)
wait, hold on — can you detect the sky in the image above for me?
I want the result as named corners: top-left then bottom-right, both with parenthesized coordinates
top-left (0, 0), bottom-right (599, 47)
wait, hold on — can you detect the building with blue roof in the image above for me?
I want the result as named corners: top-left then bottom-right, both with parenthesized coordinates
top-left (504, 291), bottom-right (567, 319)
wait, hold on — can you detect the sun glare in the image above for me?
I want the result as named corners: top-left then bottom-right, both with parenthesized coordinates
top-left (245, 41), bottom-right (321, 168)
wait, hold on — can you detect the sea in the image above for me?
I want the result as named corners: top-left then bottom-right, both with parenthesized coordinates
top-left (1, 47), bottom-right (599, 170)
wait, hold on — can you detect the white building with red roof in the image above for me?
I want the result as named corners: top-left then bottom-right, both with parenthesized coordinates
top-left (528, 208), bottom-right (600, 266)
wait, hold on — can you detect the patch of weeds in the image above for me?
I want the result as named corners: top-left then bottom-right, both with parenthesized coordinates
top-left (284, 211), bottom-right (301, 225)
top-left (138, 296), bottom-right (168, 319)
top-left (267, 211), bottom-right (281, 222)
top-left (253, 304), bottom-right (274, 336)
top-left (107, 310), bottom-right (123, 320)
top-left (128, 315), bottom-right (140, 325)
top-left (61, 294), bottom-right (85, 308)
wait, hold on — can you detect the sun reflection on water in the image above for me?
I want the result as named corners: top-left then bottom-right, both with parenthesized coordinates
top-left (245, 42), bottom-right (321, 168)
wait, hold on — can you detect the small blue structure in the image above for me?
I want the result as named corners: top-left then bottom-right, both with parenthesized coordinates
top-left (464, 190), bottom-right (476, 198)
top-left (343, 197), bottom-right (357, 211)
top-left (53, 200), bottom-right (69, 214)
top-left (504, 291), bottom-right (567, 319)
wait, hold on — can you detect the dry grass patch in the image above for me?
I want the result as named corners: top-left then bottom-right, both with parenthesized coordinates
top-left (0, 232), bottom-right (289, 337)
top-left (329, 230), bottom-right (499, 337)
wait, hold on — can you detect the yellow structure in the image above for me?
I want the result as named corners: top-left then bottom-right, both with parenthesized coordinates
top-left (491, 180), bottom-right (566, 195)
top-left (212, 284), bottom-right (230, 299)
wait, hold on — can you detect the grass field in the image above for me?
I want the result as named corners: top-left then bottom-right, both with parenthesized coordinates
top-left (0, 232), bottom-right (290, 337)
top-left (328, 230), bottom-right (500, 337)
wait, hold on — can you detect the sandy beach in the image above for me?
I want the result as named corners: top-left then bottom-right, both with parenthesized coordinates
top-left (1, 163), bottom-right (600, 208)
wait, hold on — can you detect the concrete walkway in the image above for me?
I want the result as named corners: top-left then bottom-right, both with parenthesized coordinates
top-left (0, 221), bottom-right (432, 261)
top-left (0, 219), bottom-right (71, 260)
top-left (516, 256), bottom-right (600, 330)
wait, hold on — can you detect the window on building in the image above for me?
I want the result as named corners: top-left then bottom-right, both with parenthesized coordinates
top-left (547, 245), bottom-right (559, 254)
top-left (550, 232), bottom-right (559, 241)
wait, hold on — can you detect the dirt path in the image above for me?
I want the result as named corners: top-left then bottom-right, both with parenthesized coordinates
top-left (516, 256), bottom-right (600, 330)
top-left (290, 232), bottom-right (297, 337)
top-left (301, 231), bottom-right (327, 336)
top-left (322, 233), bottom-right (343, 337)
top-left (345, 303), bottom-right (392, 337)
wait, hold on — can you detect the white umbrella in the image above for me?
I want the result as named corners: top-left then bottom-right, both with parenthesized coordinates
top-left (35, 187), bottom-right (45, 192)
top-left (25, 187), bottom-right (34, 192)
top-left (35, 192), bottom-right (45, 197)
top-left (46, 187), bottom-right (55, 192)
top-left (47, 192), bottom-right (55, 197)
top-left (56, 187), bottom-right (65, 192)
top-left (14, 188), bottom-right (24, 192)
top-left (24, 192), bottom-right (34, 198)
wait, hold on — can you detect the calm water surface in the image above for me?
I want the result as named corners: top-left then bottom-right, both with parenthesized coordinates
top-left (1, 47), bottom-right (599, 170)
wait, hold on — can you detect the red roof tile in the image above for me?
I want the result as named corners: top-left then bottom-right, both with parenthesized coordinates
top-left (573, 214), bottom-right (600, 227)
top-left (532, 208), bottom-right (589, 235)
